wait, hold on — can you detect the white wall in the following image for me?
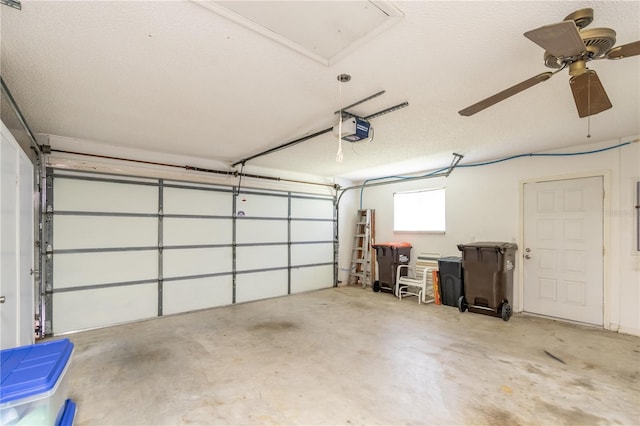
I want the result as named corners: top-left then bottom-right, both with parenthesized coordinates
top-left (350, 136), bottom-right (640, 336)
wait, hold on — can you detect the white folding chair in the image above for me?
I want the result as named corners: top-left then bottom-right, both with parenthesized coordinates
top-left (395, 253), bottom-right (440, 304)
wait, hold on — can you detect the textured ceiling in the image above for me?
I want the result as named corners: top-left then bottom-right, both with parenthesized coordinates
top-left (1, 1), bottom-right (639, 182)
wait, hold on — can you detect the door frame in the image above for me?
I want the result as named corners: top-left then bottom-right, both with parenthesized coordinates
top-left (1, 121), bottom-right (35, 349)
top-left (518, 171), bottom-right (611, 329)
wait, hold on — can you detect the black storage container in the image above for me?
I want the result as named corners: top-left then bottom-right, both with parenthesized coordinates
top-left (437, 256), bottom-right (464, 307)
top-left (372, 242), bottom-right (411, 293)
top-left (457, 242), bottom-right (517, 321)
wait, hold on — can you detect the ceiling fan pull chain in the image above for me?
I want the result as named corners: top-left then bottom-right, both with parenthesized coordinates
top-left (587, 71), bottom-right (591, 138)
top-left (336, 107), bottom-right (344, 162)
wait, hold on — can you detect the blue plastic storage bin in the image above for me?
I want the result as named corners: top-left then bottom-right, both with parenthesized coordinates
top-left (0, 339), bottom-right (74, 426)
top-left (56, 399), bottom-right (77, 426)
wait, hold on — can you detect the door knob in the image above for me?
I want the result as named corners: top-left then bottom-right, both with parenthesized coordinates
top-left (0, 296), bottom-right (5, 303)
top-left (524, 254), bottom-right (531, 259)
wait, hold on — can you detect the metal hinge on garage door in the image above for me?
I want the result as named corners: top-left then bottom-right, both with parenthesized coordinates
top-left (42, 171), bottom-right (54, 336)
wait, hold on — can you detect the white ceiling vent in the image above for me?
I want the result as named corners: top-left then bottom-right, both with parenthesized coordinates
top-left (194, 1), bottom-right (404, 65)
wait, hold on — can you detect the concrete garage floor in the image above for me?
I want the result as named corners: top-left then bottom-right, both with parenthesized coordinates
top-left (63, 286), bottom-right (639, 425)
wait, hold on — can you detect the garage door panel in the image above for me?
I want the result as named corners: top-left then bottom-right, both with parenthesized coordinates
top-left (54, 250), bottom-right (157, 289)
top-left (163, 187), bottom-right (231, 216)
top-left (291, 243), bottom-right (333, 266)
top-left (163, 247), bottom-right (232, 278)
top-left (54, 179), bottom-right (158, 213)
top-left (291, 221), bottom-right (333, 242)
top-left (236, 245), bottom-right (288, 271)
top-left (163, 217), bottom-right (232, 246)
top-left (291, 265), bottom-right (333, 293)
top-left (236, 220), bottom-right (287, 244)
top-left (236, 270), bottom-right (288, 303)
top-left (236, 194), bottom-right (287, 218)
top-left (52, 283), bottom-right (158, 333)
top-left (163, 276), bottom-right (232, 315)
top-left (53, 216), bottom-right (157, 249)
top-left (291, 198), bottom-right (333, 219)
top-left (48, 170), bottom-right (336, 333)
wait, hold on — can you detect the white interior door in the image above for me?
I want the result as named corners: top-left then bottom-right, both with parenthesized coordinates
top-left (523, 176), bottom-right (603, 325)
top-left (1, 123), bottom-right (34, 349)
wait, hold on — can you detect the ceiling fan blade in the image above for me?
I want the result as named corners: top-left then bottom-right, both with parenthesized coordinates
top-left (569, 70), bottom-right (612, 118)
top-left (606, 40), bottom-right (640, 59)
top-left (524, 20), bottom-right (585, 58)
top-left (458, 72), bottom-right (553, 116)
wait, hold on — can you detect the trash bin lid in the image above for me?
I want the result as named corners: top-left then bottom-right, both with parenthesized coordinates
top-left (373, 242), bottom-right (412, 248)
top-left (438, 256), bottom-right (462, 262)
top-left (457, 242), bottom-right (518, 252)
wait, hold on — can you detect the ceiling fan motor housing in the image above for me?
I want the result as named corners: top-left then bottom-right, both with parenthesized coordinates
top-left (544, 27), bottom-right (617, 69)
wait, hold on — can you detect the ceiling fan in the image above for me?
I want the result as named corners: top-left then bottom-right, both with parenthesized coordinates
top-left (459, 8), bottom-right (640, 118)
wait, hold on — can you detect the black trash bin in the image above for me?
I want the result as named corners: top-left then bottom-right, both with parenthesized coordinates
top-left (456, 242), bottom-right (517, 321)
top-left (437, 256), bottom-right (464, 308)
top-left (372, 242), bottom-right (411, 293)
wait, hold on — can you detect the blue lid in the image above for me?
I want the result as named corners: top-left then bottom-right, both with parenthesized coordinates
top-left (0, 339), bottom-right (74, 404)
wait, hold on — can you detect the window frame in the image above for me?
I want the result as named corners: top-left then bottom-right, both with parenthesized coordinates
top-left (393, 187), bottom-right (446, 233)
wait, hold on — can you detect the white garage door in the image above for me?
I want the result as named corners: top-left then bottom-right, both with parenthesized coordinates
top-left (44, 169), bottom-right (335, 334)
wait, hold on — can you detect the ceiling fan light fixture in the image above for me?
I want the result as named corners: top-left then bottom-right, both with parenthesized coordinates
top-left (569, 60), bottom-right (587, 76)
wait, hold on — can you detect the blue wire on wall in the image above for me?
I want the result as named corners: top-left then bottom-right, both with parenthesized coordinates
top-left (359, 140), bottom-right (633, 209)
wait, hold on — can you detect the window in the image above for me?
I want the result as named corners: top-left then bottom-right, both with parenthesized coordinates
top-left (394, 188), bottom-right (445, 232)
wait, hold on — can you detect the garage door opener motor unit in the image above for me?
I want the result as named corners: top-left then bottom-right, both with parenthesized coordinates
top-left (333, 117), bottom-right (372, 142)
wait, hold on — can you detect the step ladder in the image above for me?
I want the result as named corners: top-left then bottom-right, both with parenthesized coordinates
top-left (349, 209), bottom-right (375, 288)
